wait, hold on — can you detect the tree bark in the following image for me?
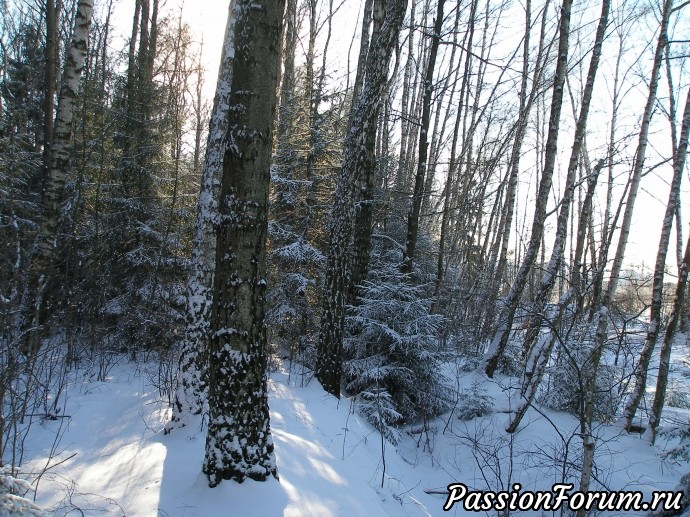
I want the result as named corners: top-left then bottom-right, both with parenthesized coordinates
top-left (347, 0), bottom-right (376, 305)
top-left (202, 0), bottom-right (284, 486)
top-left (316, 0), bottom-right (407, 397)
top-left (484, 0), bottom-right (573, 378)
top-left (166, 5), bottom-right (238, 432)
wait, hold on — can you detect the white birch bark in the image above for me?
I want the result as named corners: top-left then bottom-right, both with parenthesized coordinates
top-left (483, 0), bottom-right (573, 378)
top-left (24, 0), bottom-right (94, 355)
top-left (644, 85), bottom-right (690, 443)
top-left (578, 2), bottom-right (673, 501)
top-left (38, 0), bottom-right (95, 257)
top-left (623, 39), bottom-right (690, 429)
top-left (166, 3), bottom-right (237, 432)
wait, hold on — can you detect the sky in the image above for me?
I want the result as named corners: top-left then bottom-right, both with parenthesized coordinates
top-left (105, 0), bottom-right (688, 276)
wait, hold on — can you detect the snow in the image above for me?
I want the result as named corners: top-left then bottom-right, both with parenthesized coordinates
top-left (18, 358), bottom-right (687, 516)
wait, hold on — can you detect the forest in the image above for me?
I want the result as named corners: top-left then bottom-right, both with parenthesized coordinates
top-left (1, 0), bottom-right (690, 514)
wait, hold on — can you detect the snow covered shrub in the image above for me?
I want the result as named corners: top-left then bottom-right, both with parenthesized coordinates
top-left (344, 258), bottom-right (452, 437)
top-left (0, 466), bottom-right (43, 517)
top-left (539, 343), bottom-right (620, 423)
top-left (456, 382), bottom-right (494, 421)
top-left (666, 380), bottom-right (690, 410)
top-left (660, 424), bottom-right (690, 463)
top-left (357, 389), bottom-right (403, 444)
top-left (458, 354), bottom-right (482, 372)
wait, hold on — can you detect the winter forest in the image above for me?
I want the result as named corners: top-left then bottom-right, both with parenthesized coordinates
top-left (2, 0), bottom-right (690, 514)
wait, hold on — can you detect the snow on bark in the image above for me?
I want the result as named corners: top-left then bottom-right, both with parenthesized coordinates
top-left (201, 0), bottom-right (283, 486)
top-left (316, 0), bottom-right (407, 398)
top-left (505, 289), bottom-right (572, 433)
top-left (167, 1), bottom-right (238, 433)
top-left (38, 0), bottom-right (94, 257)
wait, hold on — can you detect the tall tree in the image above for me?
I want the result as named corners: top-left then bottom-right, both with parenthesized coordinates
top-left (645, 85), bottom-right (690, 443)
top-left (401, 0), bottom-right (445, 275)
top-left (202, 0), bottom-right (285, 486)
top-left (316, 0), bottom-right (407, 397)
top-left (41, 0), bottom-right (58, 198)
top-left (167, 7), bottom-right (237, 431)
top-left (506, 0), bottom-right (610, 433)
top-left (24, 0), bottom-right (94, 354)
top-left (483, 0), bottom-right (573, 377)
top-left (614, 0), bottom-right (674, 430)
top-left (577, 1), bottom-right (674, 498)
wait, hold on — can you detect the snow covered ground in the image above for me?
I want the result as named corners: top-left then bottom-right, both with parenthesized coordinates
top-left (18, 358), bottom-right (687, 516)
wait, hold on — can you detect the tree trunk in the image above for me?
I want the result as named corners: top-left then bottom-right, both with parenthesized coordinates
top-left (24, 0), bottom-right (94, 352)
top-left (41, 0), bottom-right (58, 200)
top-left (484, 0), bottom-right (573, 378)
top-left (401, 0), bottom-right (445, 275)
top-left (316, 0), bottom-right (407, 397)
top-left (578, 3), bottom-right (673, 500)
top-left (202, 0), bottom-right (284, 486)
top-left (482, 0), bottom-right (551, 336)
top-left (166, 5), bottom-right (238, 432)
top-left (37, 0), bottom-right (94, 259)
top-left (434, 0), bottom-right (478, 307)
top-left (347, 0), bottom-right (375, 305)
top-left (645, 85), bottom-right (690, 443)
top-left (613, 0), bottom-right (674, 430)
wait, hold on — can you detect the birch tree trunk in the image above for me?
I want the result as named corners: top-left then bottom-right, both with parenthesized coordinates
top-left (166, 5), bottom-right (237, 432)
top-left (483, 0), bottom-right (573, 378)
top-left (401, 0), bottom-right (444, 275)
top-left (623, 39), bottom-right (690, 430)
top-left (644, 86), bottom-right (690, 443)
top-left (202, 0), bottom-right (284, 486)
top-left (348, 0), bottom-right (376, 304)
top-left (38, 0), bottom-right (95, 259)
top-left (395, 0), bottom-right (416, 194)
top-left (577, 2), bottom-right (673, 499)
top-left (505, 0), bottom-right (609, 433)
top-left (316, 0), bottom-right (407, 397)
top-left (23, 0), bottom-right (94, 355)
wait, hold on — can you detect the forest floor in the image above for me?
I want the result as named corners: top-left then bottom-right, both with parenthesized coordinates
top-left (20, 352), bottom-right (689, 516)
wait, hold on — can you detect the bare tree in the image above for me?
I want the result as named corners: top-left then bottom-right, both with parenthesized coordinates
top-left (645, 84), bottom-right (690, 443)
top-left (401, 0), bottom-right (445, 275)
top-left (483, 0), bottom-right (573, 378)
top-left (614, 0), bottom-right (674, 431)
